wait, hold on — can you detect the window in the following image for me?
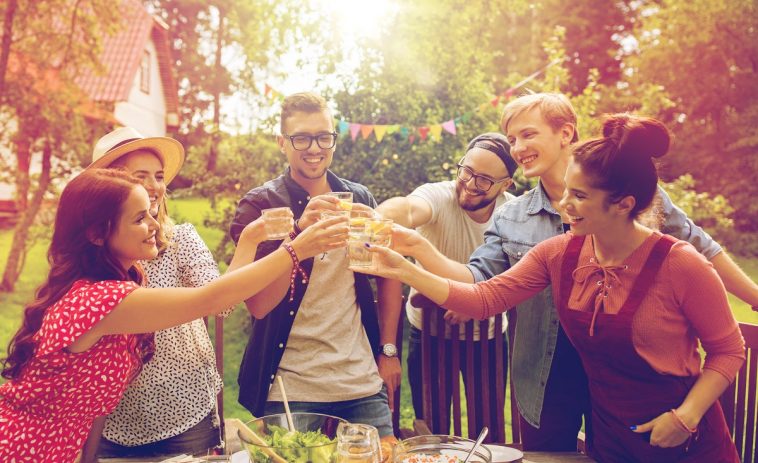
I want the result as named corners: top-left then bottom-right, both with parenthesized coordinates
top-left (140, 50), bottom-right (150, 94)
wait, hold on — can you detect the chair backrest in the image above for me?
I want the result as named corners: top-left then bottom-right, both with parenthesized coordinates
top-left (720, 322), bottom-right (757, 463)
top-left (414, 294), bottom-right (507, 444)
top-left (204, 315), bottom-right (225, 451)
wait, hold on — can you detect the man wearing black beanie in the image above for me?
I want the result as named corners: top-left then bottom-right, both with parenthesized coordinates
top-left (377, 132), bottom-right (517, 436)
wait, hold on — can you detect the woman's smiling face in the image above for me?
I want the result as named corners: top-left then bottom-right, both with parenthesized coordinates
top-left (106, 185), bottom-right (160, 269)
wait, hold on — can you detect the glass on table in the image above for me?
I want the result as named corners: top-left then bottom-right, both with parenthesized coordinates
top-left (261, 207), bottom-right (293, 240)
top-left (367, 218), bottom-right (393, 247)
top-left (336, 422), bottom-right (382, 463)
top-left (326, 191), bottom-right (354, 211)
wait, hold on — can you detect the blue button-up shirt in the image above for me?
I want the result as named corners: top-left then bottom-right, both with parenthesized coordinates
top-left (466, 181), bottom-right (722, 427)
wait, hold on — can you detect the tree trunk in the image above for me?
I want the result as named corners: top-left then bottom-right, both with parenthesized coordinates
top-left (0, 0), bottom-right (18, 98)
top-left (15, 135), bottom-right (31, 211)
top-left (206, 8), bottom-right (225, 173)
top-left (1, 139), bottom-right (52, 292)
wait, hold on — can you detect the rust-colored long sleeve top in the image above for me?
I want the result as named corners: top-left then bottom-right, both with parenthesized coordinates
top-left (444, 232), bottom-right (745, 382)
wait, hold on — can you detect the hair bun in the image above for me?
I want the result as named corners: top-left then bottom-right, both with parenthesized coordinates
top-left (602, 114), bottom-right (670, 159)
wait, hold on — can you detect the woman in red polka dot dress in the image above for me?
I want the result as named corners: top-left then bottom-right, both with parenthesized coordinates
top-left (0, 169), bottom-right (348, 463)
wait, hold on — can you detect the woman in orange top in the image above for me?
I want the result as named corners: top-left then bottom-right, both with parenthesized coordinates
top-left (355, 114), bottom-right (744, 462)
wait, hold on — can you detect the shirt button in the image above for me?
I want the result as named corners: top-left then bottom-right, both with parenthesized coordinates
top-left (298, 200), bottom-right (302, 204)
top-left (279, 343), bottom-right (284, 348)
top-left (289, 311), bottom-right (295, 316)
top-left (306, 196), bottom-right (311, 200)
top-left (270, 374), bottom-right (275, 379)
top-left (517, 252), bottom-right (522, 256)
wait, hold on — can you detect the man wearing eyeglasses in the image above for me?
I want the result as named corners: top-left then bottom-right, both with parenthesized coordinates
top-left (377, 132), bottom-right (517, 430)
top-left (229, 92), bottom-right (397, 438)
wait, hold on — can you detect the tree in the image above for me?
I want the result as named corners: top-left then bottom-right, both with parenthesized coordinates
top-left (0, 0), bottom-right (120, 291)
top-left (624, 0), bottom-right (758, 253)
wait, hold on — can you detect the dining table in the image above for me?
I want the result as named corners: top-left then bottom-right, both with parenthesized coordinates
top-left (98, 419), bottom-right (597, 463)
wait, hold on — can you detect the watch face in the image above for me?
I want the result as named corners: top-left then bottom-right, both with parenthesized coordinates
top-left (382, 344), bottom-right (398, 357)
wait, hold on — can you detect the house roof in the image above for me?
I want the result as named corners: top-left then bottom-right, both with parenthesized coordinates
top-left (74, 0), bottom-right (179, 121)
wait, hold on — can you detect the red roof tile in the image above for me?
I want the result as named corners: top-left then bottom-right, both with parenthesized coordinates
top-left (75, 0), bottom-right (178, 121)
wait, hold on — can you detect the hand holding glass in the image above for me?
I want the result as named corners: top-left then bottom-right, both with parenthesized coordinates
top-left (261, 207), bottom-right (293, 240)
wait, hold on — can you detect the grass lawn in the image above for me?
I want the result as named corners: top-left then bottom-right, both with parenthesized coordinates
top-left (0, 197), bottom-right (756, 433)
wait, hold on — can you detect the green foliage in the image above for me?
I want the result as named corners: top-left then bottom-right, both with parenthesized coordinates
top-left (659, 174), bottom-right (735, 240)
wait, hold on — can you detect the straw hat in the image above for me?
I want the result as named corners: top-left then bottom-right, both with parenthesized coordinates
top-left (89, 127), bottom-right (185, 183)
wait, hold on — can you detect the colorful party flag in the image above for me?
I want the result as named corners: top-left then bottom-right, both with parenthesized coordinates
top-left (490, 96), bottom-right (500, 107)
top-left (349, 124), bottom-right (361, 141)
top-left (360, 125), bottom-right (374, 140)
top-left (385, 125), bottom-right (400, 134)
top-left (374, 125), bottom-right (388, 142)
top-left (441, 120), bottom-right (457, 135)
top-left (418, 127), bottom-right (430, 141)
top-left (264, 84), bottom-right (272, 97)
top-left (429, 125), bottom-right (442, 141)
top-left (399, 127), bottom-right (410, 140)
top-left (338, 120), bottom-right (350, 136)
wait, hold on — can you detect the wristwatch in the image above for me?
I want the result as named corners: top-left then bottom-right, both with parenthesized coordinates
top-left (380, 343), bottom-right (398, 358)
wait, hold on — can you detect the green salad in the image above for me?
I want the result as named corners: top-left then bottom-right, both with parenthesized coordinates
top-left (246, 424), bottom-right (338, 463)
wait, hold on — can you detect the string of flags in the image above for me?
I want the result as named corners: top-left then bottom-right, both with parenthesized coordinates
top-left (263, 60), bottom-right (560, 144)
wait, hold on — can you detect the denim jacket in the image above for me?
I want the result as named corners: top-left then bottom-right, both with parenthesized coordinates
top-left (466, 181), bottom-right (722, 427)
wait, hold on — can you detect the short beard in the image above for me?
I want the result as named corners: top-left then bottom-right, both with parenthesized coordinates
top-left (295, 166), bottom-right (327, 180)
top-left (456, 183), bottom-right (497, 211)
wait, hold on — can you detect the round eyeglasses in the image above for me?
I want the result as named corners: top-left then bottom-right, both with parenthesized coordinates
top-left (282, 132), bottom-right (338, 151)
top-left (456, 164), bottom-right (510, 192)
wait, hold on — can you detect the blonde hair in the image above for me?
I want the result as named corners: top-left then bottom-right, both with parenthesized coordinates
top-left (501, 93), bottom-right (579, 143)
top-left (280, 92), bottom-right (332, 133)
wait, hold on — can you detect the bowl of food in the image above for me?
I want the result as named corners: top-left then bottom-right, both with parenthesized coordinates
top-left (239, 413), bottom-right (346, 463)
top-left (392, 435), bottom-right (492, 463)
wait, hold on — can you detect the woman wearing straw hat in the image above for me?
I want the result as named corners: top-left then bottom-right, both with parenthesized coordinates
top-left (0, 167), bottom-right (348, 463)
top-left (82, 127), bottom-right (230, 458)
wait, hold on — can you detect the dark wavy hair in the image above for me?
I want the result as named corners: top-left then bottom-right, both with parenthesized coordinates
top-left (1, 169), bottom-right (155, 380)
top-left (572, 114), bottom-right (670, 219)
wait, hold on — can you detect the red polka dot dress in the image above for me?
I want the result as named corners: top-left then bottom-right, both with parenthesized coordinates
top-left (0, 280), bottom-right (145, 463)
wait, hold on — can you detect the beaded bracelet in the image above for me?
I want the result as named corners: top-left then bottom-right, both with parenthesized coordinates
top-left (283, 243), bottom-right (309, 301)
top-left (288, 219), bottom-right (302, 241)
top-left (670, 409), bottom-right (697, 434)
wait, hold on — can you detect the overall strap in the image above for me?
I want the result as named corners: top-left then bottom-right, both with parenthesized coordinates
top-left (618, 234), bottom-right (677, 316)
top-left (559, 235), bottom-right (587, 311)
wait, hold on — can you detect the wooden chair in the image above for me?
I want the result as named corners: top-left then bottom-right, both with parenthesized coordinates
top-left (204, 315), bottom-right (226, 454)
top-left (411, 294), bottom-right (509, 444)
top-left (719, 322), bottom-right (757, 463)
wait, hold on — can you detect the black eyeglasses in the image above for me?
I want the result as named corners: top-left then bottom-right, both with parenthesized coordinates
top-left (456, 164), bottom-right (510, 192)
top-left (282, 132), bottom-right (338, 151)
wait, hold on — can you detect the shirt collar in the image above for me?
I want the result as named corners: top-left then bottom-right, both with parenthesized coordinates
top-left (526, 180), bottom-right (560, 216)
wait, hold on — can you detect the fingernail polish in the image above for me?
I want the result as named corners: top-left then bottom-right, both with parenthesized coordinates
top-left (364, 243), bottom-right (371, 248)
top-left (629, 425), bottom-right (636, 430)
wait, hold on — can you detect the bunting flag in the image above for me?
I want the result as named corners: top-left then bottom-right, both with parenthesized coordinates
top-left (263, 59), bottom-right (559, 144)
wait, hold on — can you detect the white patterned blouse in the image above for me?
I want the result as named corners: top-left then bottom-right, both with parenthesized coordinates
top-left (102, 223), bottom-right (225, 446)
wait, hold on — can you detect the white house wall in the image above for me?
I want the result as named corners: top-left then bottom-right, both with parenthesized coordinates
top-left (113, 38), bottom-right (168, 137)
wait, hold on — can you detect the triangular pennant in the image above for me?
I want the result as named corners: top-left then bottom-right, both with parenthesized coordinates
top-left (441, 120), bottom-right (457, 135)
top-left (490, 96), bottom-right (500, 107)
top-left (408, 134), bottom-right (416, 144)
top-left (349, 124), bottom-right (361, 141)
top-left (462, 112), bottom-right (473, 123)
top-left (399, 127), bottom-right (410, 140)
top-left (418, 126), bottom-right (430, 141)
top-left (338, 120), bottom-right (350, 136)
top-left (360, 125), bottom-right (375, 140)
top-left (503, 88), bottom-right (515, 98)
top-left (264, 84), bottom-right (272, 97)
top-left (385, 125), bottom-right (400, 134)
top-left (478, 103), bottom-right (489, 112)
top-left (374, 125), bottom-right (388, 142)
top-left (429, 125), bottom-right (442, 141)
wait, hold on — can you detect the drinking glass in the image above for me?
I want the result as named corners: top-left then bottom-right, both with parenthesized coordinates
top-left (326, 191), bottom-right (354, 211)
top-left (336, 423), bottom-right (381, 463)
top-left (367, 218), bottom-right (393, 247)
top-left (261, 207), bottom-right (293, 240)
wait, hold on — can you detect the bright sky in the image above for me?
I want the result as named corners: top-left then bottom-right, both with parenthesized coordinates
top-left (221, 0), bottom-right (400, 135)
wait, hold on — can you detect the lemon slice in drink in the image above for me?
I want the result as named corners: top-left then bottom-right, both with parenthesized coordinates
top-left (338, 200), bottom-right (353, 211)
